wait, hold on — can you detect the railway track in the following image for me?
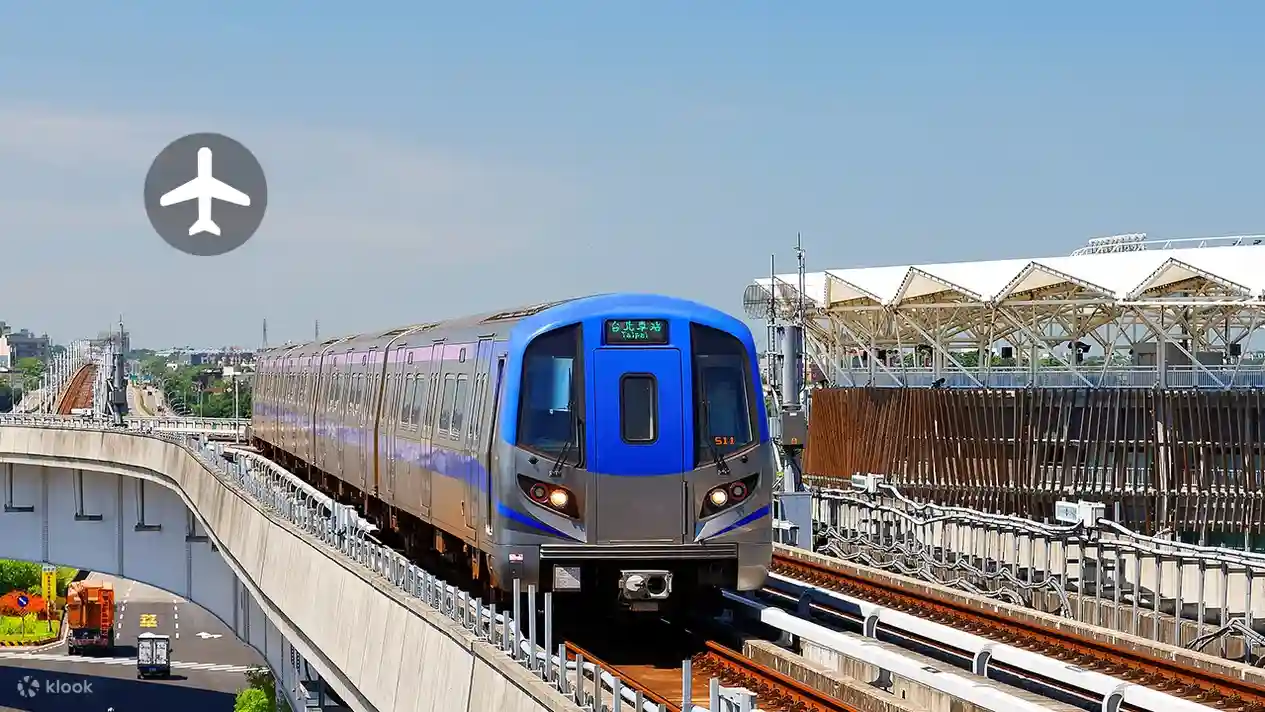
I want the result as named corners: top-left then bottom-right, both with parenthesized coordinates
top-left (772, 552), bottom-right (1265, 712)
top-left (55, 364), bottom-right (96, 414)
top-left (564, 636), bottom-right (858, 712)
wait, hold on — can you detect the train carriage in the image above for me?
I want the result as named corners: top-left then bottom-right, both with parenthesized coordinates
top-left (252, 293), bottom-right (772, 613)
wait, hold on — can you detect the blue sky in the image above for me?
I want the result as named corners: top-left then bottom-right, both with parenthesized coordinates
top-left (2, 2), bottom-right (1262, 347)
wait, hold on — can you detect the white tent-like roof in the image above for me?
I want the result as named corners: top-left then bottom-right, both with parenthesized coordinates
top-left (754, 244), bottom-right (1265, 308)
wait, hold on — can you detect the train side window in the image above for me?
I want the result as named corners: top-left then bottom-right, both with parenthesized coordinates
top-left (620, 374), bottom-right (658, 443)
top-left (425, 373), bottom-right (439, 428)
top-left (411, 375), bottom-right (426, 428)
top-left (438, 375), bottom-right (457, 433)
top-left (470, 373), bottom-right (486, 440)
top-left (452, 376), bottom-right (469, 435)
top-left (399, 375), bottom-right (414, 425)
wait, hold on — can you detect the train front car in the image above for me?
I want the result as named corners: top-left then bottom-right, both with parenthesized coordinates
top-left (492, 294), bottom-right (772, 614)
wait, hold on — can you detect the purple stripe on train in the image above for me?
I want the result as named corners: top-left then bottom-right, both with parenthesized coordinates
top-left (256, 404), bottom-right (487, 492)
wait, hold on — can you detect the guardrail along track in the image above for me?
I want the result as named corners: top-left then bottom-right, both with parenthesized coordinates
top-left (772, 553), bottom-right (1265, 712)
top-left (55, 364), bottom-right (96, 414)
top-left (565, 632), bottom-right (857, 711)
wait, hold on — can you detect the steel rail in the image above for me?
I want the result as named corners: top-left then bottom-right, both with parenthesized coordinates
top-left (692, 640), bottom-right (859, 712)
top-left (56, 364), bottom-right (96, 415)
top-left (772, 553), bottom-right (1265, 712)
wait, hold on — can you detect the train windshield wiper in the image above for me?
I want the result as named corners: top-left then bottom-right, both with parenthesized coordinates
top-left (702, 399), bottom-right (731, 476)
top-left (549, 397), bottom-right (579, 478)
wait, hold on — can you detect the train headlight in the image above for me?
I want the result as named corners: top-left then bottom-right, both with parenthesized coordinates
top-left (548, 489), bottom-right (569, 508)
top-left (700, 473), bottom-right (760, 519)
top-left (517, 474), bottom-right (580, 519)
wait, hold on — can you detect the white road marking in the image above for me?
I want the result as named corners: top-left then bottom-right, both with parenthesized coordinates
top-left (0, 651), bottom-right (253, 673)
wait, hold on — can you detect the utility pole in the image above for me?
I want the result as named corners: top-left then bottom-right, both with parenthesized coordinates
top-left (773, 233), bottom-right (813, 549)
top-left (109, 317), bottom-right (128, 426)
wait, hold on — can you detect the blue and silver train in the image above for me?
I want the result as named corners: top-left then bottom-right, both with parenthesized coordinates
top-left (250, 293), bottom-right (772, 611)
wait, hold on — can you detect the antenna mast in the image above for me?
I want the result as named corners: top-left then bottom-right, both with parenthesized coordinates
top-left (315, 319), bottom-right (320, 341)
top-left (262, 318), bottom-right (268, 350)
top-left (795, 232), bottom-right (806, 327)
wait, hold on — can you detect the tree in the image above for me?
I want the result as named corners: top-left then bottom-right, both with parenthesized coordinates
top-left (157, 365), bottom-right (252, 418)
top-left (236, 667), bottom-right (291, 712)
top-left (235, 688), bottom-right (271, 712)
top-left (15, 358), bottom-right (44, 392)
top-left (0, 560), bottom-right (41, 595)
top-left (0, 383), bottom-right (14, 413)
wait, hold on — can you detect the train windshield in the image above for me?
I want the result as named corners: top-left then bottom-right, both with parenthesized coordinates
top-left (517, 324), bottom-right (584, 464)
top-left (692, 324), bottom-right (757, 463)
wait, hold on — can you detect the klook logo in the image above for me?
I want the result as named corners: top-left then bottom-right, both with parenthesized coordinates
top-left (15, 675), bottom-right (93, 697)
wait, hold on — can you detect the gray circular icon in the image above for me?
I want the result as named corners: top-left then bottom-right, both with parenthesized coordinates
top-left (143, 133), bottom-right (267, 256)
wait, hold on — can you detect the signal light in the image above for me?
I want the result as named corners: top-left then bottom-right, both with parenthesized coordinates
top-left (709, 489), bottom-right (728, 507)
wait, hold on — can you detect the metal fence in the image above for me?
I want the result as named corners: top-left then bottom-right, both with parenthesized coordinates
top-left (813, 477), bottom-right (1265, 664)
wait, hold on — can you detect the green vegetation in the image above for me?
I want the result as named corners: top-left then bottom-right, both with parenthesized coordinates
top-left (0, 560), bottom-right (76, 598)
top-left (236, 667), bottom-right (292, 712)
top-left (139, 357), bottom-right (252, 419)
top-left (15, 357), bottom-right (44, 392)
top-left (0, 615), bottom-right (59, 644)
top-left (0, 559), bottom-right (75, 644)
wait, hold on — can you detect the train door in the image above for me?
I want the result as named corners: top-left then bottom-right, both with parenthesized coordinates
top-left (383, 346), bottom-right (408, 501)
top-left (482, 353), bottom-right (508, 537)
top-left (365, 350), bottom-right (380, 494)
top-left (320, 355), bottom-right (339, 473)
top-left (303, 357), bottom-right (316, 462)
top-left (465, 338), bottom-right (495, 530)
top-left (592, 347), bottom-right (687, 544)
top-left (337, 352), bottom-right (352, 481)
top-left (359, 352), bottom-right (375, 492)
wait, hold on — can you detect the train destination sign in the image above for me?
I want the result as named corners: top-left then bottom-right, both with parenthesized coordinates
top-left (603, 319), bottom-right (669, 345)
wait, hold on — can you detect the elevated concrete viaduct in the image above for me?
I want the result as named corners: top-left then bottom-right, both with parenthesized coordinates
top-left (0, 421), bottom-right (580, 712)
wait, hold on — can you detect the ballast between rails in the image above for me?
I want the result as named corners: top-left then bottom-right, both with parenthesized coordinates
top-left (770, 554), bottom-right (1264, 712)
top-left (757, 573), bottom-right (1218, 712)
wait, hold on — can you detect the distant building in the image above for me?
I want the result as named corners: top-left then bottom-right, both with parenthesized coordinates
top-left (159, 348), bottom-right (254, 369)
top-left (0, 327), bottom-right (51, 369)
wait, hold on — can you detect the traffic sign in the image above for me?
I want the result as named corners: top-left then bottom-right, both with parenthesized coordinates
top-left (40, 565), bottom-right (56, 605)
top-left (16, 594), bottom-right (28, 609)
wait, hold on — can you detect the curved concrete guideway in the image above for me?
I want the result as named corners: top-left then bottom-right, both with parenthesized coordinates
top-left (0, 425), bottom-right (581, 712)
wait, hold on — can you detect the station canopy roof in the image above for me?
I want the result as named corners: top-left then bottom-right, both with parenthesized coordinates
top-left (755, 244), bottom-right (1265, 308)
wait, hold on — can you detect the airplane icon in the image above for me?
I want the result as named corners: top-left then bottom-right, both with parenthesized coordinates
top-left (158, 147), bottom-right (251, 236)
